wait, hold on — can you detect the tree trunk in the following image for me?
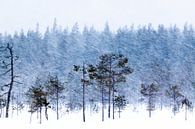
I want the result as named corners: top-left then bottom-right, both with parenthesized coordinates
top-left (5, 47), bottom-right (14, 118)
top-left (108, 57), bottom-right (112, 119)
top-left (45, 106), bottom-right (48, 120)
top-left (57, 86), bottom-right (59, 120)
top-left (101, 84), bottom-right (104, 122)
top-left (148, 95), bottom-right (152, 118)
top-left (40, 107), bottom-right (42, 124)
top-left (82, 63), bottom-right (86, 122)
top-left (119, 106), bottom-right (121, 118)
top-left (112, 86), bottom-right (115, 119)
top-left (185, 104), bottom-right (187, 120)
top-left (108, 85), bottom-right (111, 118)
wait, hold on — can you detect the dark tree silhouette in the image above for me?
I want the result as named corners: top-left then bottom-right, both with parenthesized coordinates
top-left (114, 95), bottom-right (127, 118)
top-left (181, 97), bottom-right (193, 120)
top-left (141, 83), bottom-right (159, 118)
top-left (88, 53), bottom-right (133, 120)
top-left (73, 62), bottom-right (90, 122)
top-left (0, 43), bottom-right (19, 118)
top-left (26, 78), bottom-right (49, 124)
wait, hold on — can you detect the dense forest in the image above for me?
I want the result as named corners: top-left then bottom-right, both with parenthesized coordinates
top-left (0, 22), bottom-right (194, 122)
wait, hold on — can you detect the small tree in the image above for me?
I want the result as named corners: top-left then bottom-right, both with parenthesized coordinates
top-left (45, 75), bottom-right (64, 120)
top-left (166, 85), bottom-right (183, 116)
top-left (26, 79), bottom-right (49, 124)
top-left (181, 97), bottom-right (193, 120)
top-left (114, 95), bottom-right (127, 118)
top-left (140, 83), bottom-right (159, 118)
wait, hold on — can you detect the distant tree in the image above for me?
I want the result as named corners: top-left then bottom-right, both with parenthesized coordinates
top-left (114, 95), bottom-right (127, 118)
top-left (181, 97), bottom-right (193, 120)
top-left (166, 85), bottom-right (183, 116)
top-left (45, 75), bottom-right (64, 120)
top-left (26, 78), bottom-right (49, 124)
top-left (73, 62), bottom-right (90, 122)
top-left (0, 42), bottom-right (19, 118)
top-left (140, 83), bottom-right (159, 118)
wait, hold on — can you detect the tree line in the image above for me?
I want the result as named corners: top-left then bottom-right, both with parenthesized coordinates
top-left (0, 22), bottom-right (194, 123)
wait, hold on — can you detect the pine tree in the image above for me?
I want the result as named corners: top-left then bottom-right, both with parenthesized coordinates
top-left (73, 62), bottom-right (90, 122)
top-left (26, 78), bottom-right (49, 124)
top-left (181, 97), bottom-right (193, 120)
top-left (88, 53), bottom-right (133, 119)
top-left (114, 95), bottom-right (127, 118)
top-left (166, 85), bottom-right (183, 116)
top-left (140, 83), bottom-right (159, 118)
top-left (45, 75), bottom-right (64, 120)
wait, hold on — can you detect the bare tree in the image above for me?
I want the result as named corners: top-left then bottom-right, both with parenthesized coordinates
top-left (0, 43), bottom-right (19, 118)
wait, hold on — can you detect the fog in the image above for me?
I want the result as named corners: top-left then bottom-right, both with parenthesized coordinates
top-left (0, 0), bottom-right (195, 33)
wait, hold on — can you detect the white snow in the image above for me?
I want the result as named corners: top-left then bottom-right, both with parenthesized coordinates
top-left (0, 106), bottom-right (194, 129)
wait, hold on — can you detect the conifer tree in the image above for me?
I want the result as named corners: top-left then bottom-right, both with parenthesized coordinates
top-left (114, 95), bottom-right (127, 118)
top-left (141, 83), bottom-right (159, 118)
top-left (45, 75), bottom-right (64, 120)
top-left (166, 85), bottom-right (183, 116)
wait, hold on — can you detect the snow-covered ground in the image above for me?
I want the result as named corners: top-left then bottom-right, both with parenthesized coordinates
top-left (0, 106), bottom-right (194, 129)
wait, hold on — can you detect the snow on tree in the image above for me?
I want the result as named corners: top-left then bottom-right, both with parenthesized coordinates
top-left (114, 95), bottom-right (127, 118)
top-left (140, 83), bottom-right (159, 118)
top-left (166, 85), bottom-right (183, 116)
top-left (45, 75), bottom-right (65, 120)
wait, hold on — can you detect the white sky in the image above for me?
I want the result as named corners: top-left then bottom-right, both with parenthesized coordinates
top-left (0, 0), bottom-right (195, 34)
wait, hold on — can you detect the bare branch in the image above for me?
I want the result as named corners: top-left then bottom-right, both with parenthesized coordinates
top-left (0, 69), bottom-right (11, 76)
top-left (13, 81), bottom-right (22, 85)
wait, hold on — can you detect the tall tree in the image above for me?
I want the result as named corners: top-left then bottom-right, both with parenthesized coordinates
top-left (45, 75), bottom-right (64, 120)
top-left (0, 42), bottom-right (19, 118)
top-left (73, 62), bottom-right (90, 122)
top-left (88, 53), bottom-right (133, 119)
top-left (88, 63), bottom-right (108, 121)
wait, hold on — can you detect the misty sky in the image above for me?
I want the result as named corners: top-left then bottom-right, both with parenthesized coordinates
top-left (0, 0), bottom-right (195, 33)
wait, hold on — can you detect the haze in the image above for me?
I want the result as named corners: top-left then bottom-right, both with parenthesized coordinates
top-left (0, 0), bottom-right (195, 33)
